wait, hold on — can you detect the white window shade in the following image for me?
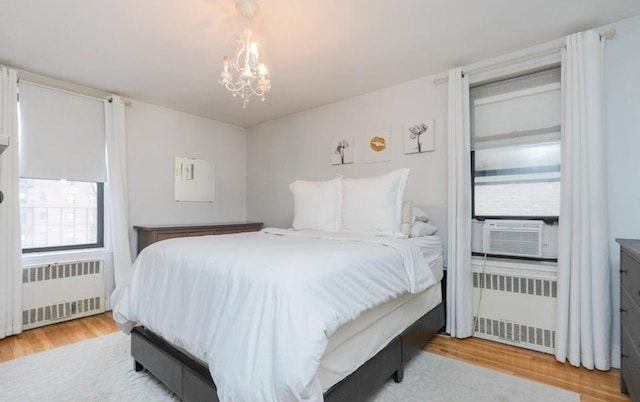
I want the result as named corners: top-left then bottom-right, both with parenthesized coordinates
top-left (18, 82), bottom-right (107, 182)
top-left (471, 68), bottom-right (561, 150)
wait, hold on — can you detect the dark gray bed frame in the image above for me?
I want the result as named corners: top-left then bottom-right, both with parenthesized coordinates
top-left (131, 301), bottom-right (444, 402)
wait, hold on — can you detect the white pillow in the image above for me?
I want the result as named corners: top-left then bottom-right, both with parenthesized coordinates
top-left (410, 221), bottom-right (438, 237)
top-left (290, 177), bottom-right (342, 232)
top-left (342, 169), bottom-right (410, 237)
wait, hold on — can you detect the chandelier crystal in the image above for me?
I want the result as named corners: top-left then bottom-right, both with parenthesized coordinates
top-left (219, 1), bottom-right (271, 108)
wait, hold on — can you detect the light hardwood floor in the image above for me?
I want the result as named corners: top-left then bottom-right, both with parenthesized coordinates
top-left (0, 313), bottom-right (117, 362)
top-left (424, 333), bottom-right (630, 402)
top-left (0, 313), bottom-right (630, 402)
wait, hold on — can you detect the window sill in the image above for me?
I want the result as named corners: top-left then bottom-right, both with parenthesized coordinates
top-left (473, 216), bottom-right (559, 224)
top-left (471, 255), bottom-right (558, 279)
top-left (21, 247), bottom-right (112, 265)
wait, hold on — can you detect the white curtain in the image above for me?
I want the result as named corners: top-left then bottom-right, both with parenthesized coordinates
top-left (105, 96), bottom-right (132, 287)
top-left (555, 30), bottom-right (611, 370)
top-left (446, 67), bottom-right (474, 338)
top-left (0, 67), bottom-right (22, 339)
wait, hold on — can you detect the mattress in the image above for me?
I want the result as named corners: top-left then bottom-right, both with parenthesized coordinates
top-left (319, 254), bottom-right (443, 390)
top-left (410, 234), bottom-right (444, 282)
top-left (322, 235), bottom-right (442, 356)
top-left (162, 268), bottom-right (442, 394)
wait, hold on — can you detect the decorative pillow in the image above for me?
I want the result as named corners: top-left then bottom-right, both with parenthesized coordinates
top-left (342, 169), bottom-right (410, 237)
top-left (412, 206), bottom-right (431, 223)
top-left (290, 177), bottom-right (342, 232)
top-left (410, 221), bottom-right (438, 237)
top-left (401, 200), bottom-right (413, 237)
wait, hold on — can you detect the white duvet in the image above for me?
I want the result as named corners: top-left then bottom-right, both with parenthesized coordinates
top-left (112, 228), bottom-right (436, 402)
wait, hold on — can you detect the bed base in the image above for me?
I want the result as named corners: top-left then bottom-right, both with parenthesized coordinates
top-left (131, 302), bottom-right (444, 402)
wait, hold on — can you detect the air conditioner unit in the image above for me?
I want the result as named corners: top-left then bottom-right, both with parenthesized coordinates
top-left (481, 220), bottom-right (544, 258)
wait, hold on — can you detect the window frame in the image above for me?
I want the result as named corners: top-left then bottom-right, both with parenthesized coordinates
top-left (21, 182), bottom-right (105, 253)
top-left (470, 68), bottom-right (561, 225)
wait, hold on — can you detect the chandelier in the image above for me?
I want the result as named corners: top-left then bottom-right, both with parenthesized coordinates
top-left (219, 0), bottom-right (271, 108)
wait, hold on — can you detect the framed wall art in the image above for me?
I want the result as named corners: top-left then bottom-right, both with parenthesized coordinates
top-left (364, 128), bottom-right (391, 163)
top-left (331, 137), bottom-right (355, 165)
top-left (174, 156), bottom-right (215, 202)
top-left (403, 120), bottom-right (434, 154)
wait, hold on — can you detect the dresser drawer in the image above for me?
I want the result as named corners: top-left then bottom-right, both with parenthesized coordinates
top-left (621, 325), bottom-right (640, 402)
top-left (622, 287), bottom-right (640, 352)
top-left (621, 250), bottom-right (640, 308)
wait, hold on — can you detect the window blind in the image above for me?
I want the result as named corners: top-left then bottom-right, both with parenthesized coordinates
top-left (18, 81), bottom-right (107, 182)
top-left (470, 68), bottom-right (561, 150)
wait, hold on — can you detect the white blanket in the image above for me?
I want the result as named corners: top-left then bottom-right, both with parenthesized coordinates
top-left (112, 228), bottom-right (436, 402)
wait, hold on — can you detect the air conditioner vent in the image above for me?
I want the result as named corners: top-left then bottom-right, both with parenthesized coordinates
top-left (482, 220), bottom-right (543, 258)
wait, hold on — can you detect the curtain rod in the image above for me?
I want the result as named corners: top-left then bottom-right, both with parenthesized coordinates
top-left (18, 77), bottom-right (132, 106)
top-left (18, 78), bottom-right (108, 103)
top-left (601, 29), bottom-right (616, 39)
top-left (433, 28), bottom-right (616, 86)
top-left (8, 64), bottom-right (131, 105)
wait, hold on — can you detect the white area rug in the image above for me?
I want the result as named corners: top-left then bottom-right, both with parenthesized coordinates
top-left (0, 332), bottom-right (579, 401)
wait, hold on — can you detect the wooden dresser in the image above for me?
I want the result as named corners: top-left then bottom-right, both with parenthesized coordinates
top-left (134, 222), bottom-right (263, 254)
top-left (617, 239), bottom-right (640, 402)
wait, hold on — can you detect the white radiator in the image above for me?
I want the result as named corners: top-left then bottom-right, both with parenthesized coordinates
top-left (22, 259), bottom-right (106, 330)
top-left (472, 265), bottom-right (557, 354)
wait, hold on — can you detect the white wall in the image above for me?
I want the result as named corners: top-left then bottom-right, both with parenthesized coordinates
top-left (246, 75), bottom-right (449, 230)
top-left (245, 14), bottom-right (640, 368)
top-left (102, 100), bottom-right (246, 307)
top-left (604, 15), bottom-right (640, 368)
top-left (126, 100), bottom-right (247, 248)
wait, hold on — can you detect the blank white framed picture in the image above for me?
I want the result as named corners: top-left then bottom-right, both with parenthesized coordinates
top-left (174, 156), bottom-right (215, 202)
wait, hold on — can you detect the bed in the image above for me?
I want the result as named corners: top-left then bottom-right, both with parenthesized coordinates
top-left (113, 170), bottom-right (445, 401)
top-left (112, 229), bottom-right (444, 402)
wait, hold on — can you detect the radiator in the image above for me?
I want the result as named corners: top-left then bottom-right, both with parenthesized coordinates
top-left (22, 259), bottom-right (106, 330)
top-left (472, 269), bottom-right (557, 354)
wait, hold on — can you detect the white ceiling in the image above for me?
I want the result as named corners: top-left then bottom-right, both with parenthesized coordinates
top-left (1, 1), bottom-right (639, 128)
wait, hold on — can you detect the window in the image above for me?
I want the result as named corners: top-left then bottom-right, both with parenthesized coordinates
top-left (19, 179), bottom-right (104, 252)
top-left (18, 81), bottom-right (107, 253)
top-left (471, 68), bottom-right (561, 221)
top-left (473, 142), bottom-right (560, 218)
